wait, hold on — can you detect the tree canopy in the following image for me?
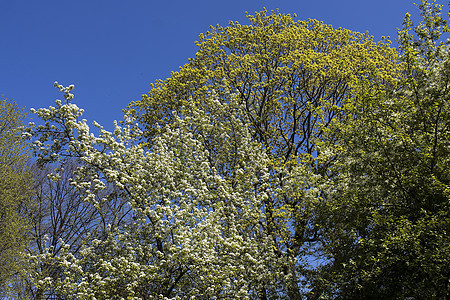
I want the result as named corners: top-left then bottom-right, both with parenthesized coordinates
top-left (20, 1), bottom-right (450, 299)
top-left (129, 9), bottom-right (398, 160)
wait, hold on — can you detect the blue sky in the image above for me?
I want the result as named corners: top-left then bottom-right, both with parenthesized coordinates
top-left (1, 0), bottom-right (424, 130)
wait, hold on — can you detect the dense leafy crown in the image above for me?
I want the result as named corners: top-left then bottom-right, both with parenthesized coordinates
top-left (129, 9), bottom-right (398, 161)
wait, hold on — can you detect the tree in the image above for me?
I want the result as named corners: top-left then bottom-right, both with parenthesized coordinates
top-left (0, 97), bottom-right (33, 296)
top-left (316, 1), bottom-right (450, 298)
top-left (127, 9), bottom-right (399, 298)
top-left (17, 159), bottom-right (130, 299)
top-left (26, 83), bottom-right (281, 299)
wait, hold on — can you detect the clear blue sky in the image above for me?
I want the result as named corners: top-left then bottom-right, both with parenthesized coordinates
top-left (1, 0), bottom-right (426, 130)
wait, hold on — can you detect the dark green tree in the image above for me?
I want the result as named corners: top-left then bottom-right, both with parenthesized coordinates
top-left (317, 1), bottom-right (450, 298)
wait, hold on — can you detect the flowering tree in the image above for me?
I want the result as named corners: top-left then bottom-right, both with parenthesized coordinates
top-left (14, 159), bottom-right (130, 299)
top-left (26, 83), bottom-right (321, 299)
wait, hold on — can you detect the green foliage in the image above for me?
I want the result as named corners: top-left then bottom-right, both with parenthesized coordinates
top-left (317, 1), bottom-right (450, 298)
top-left (129, 8), bottom-right (398, 157)
top-left (0, 97), bottom-right (33, 295)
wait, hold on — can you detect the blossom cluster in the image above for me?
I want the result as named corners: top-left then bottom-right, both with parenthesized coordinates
top-left (25, 83), bottom-right (319, 299)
